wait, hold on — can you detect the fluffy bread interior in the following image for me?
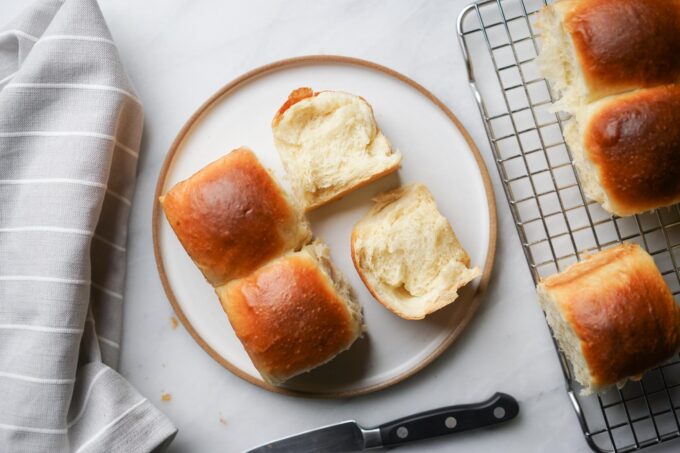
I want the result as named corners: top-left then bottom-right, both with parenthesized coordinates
top-left (537, 283), bottom-right (595, 393)
top-left (535, 3), bottom-right (589, 112)
top-left (351, 183), bottom-right (480, 320)
top-left (272, 89), bottom-right (402, 210)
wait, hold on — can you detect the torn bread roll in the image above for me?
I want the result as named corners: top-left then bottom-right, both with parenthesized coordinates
top-left (536, 0), bottom-right (680, 111)
top-left (160, 147), bottom-right (311, 286)
top-left (537, 243), bottom-right (680, 394)
top-left (272, 87), bottom-right (402, 211)
top-left (564, 85), bottom-right (680, 217)
top-left (351, 183), bottom-right (480, 320)
top-left (216, 241), bottom-right (363, 385)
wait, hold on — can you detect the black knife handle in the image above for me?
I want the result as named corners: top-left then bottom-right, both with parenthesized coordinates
top-left (378, 392), bottom-right (519, 447)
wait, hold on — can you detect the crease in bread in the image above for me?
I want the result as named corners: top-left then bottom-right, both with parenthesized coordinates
top-left (272, 87), bottom-right (402, 211)
top-left (159, 147), bottom-right (311, 286)
top-left (351, 183), bottom-right (480, 320)
top-left (216, 240), bottom-right (363, 385)
top-left (537, 243), bottom-right (680, 395)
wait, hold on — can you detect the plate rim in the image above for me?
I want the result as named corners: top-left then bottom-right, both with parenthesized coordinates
top-left (152, 54), bottom-right (497, 398)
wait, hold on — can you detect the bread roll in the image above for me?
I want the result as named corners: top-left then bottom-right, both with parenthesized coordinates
top-left (216, 241), bottom-right (363, 385)
top-left (160, 147), bottom-right (311, 286)
top-left (537, 243), bottom-right (680, 394)
top-left (536, 0), bottom-right (680, 110)
top-left (351, 183), bottom-right (480, 320)
top-left (565, 85), bottom-right (680, 217)
top-left (272, 87), bottom-right (402, 211)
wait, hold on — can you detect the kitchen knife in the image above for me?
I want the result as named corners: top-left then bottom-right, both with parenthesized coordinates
top-left (244, 392), bottom-right (519, 452)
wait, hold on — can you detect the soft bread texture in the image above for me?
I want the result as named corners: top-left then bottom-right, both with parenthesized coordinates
top-left (160, 147), bottom-right (311, 286)
top-left (565, 85), bottom-right (680, 217)
top-left (536, 0), bottom-right (680, 110)
top-left (272, 88), bottom-right (402, 211)
top-left (351, 183), bottom-right (480, 320)
top-left (537, 243), bottom-right (680, 394)
top-left (216, 241), bottom-right (363, 385)
top-left (535, 2), bottom-right (587, 111)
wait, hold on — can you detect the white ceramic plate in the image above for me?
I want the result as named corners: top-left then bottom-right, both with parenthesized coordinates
top-left (153, 56), bottom-right (496, 397)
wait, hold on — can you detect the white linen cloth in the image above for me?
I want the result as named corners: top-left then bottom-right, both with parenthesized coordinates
top-left (0, 0), bottom-right (177, 451)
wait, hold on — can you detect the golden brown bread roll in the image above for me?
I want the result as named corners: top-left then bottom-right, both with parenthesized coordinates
top-left (538, 0), bottom-right (680, 216)
top-left (565, 85), bottom-right (680, 217)
top-left (216, 241), bottom-right (363, 385)
top-left (537, 0), bottom-right (680, 108)
top-left (537, 243), bottom-right (680, 394)
top-left (160, 147), bottom-right (311, 286)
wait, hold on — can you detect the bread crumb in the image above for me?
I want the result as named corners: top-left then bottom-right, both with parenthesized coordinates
top-left (161, 393), bottom-right (172, 402)
top-left (219, 415), bottom-right (228, 426)
top-left (170, 316), bottom-right (178, 329)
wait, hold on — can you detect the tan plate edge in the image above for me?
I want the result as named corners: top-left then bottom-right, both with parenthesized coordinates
top-left (152, 55), bottom-right (498, 399)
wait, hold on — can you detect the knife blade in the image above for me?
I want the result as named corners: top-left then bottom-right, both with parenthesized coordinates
top-left (244, 392), bottom-right (519, 452)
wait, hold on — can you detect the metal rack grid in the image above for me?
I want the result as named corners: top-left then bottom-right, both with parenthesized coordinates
top-left (456, 0), bottom-right (680, 451)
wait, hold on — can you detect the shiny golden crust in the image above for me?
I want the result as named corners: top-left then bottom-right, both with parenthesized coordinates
top-left (583, 85), bottom-right (680, 216)
top-left (540, 244), bottom-right (680, 390)
top-left (563, 0), bottom-right (680, 100)
top-left (160, 147), bottom-right (310, 286)
top-left (216, 250), bottom-right (361, 385)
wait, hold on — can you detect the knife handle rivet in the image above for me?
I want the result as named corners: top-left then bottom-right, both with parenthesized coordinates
top-left (396, 426), bottom-right (409, 439)
top-left (445, 416), bottom-right (457, 429)
top-left (493, 407), bottom-right (506, 419)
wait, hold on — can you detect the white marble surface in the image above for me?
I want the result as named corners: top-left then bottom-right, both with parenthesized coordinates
top-left (4, 0), bottom-right (675, 452)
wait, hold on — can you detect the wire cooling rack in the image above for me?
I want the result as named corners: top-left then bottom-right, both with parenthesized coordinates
top-left (457, 0), bottom-right (680, 451)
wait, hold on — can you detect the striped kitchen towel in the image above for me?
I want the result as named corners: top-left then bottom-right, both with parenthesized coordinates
top-left (0, 0), bottom-right (177, 451)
